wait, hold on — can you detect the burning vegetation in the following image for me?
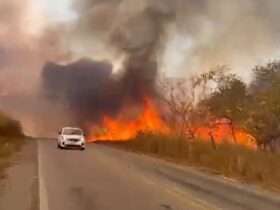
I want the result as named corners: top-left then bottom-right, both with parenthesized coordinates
top-left (41, 0), bottom-right (264, 149)
top-left (1, 0), bottom-right (280, 151)
top-left (43, 59), bottom-right (259, 149)
top-left (88, 98), bottom-right (170, 141)
top-left (43, 59), bottom-right (280, 152)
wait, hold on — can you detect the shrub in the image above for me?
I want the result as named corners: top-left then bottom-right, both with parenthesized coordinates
top-left (0, 112), bottom-right (23, 138)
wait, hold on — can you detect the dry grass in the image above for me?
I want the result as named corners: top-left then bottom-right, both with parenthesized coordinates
top-left (0, 138), bottom-right (24, 179)
top-left (0, 138), bottom-right (25, 180)
top-left (105, 133), bottom-right (280, 191)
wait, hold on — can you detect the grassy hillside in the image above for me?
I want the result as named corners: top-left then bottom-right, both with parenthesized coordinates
top-left (105, 133), bottom-right (280, 192)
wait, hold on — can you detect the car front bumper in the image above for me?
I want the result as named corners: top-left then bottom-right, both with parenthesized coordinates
top-left (62, 140), bottom-right (85, 148)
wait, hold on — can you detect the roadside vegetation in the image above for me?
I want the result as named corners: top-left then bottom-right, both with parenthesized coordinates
top-left (160, 61), bottom-right (280, 151)
top-left (109, 133), bottom-right (280, 192)
top-left (105, 61), bottom-right (280, 191)
top-left (0, 112), bottom-right (24, 179)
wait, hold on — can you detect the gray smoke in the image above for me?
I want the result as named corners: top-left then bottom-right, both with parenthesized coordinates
top-left (70, 0), bottom-right (280, 80)
top-left (40, 0), bottom-right (177, 133)
top-left (71, 0), bottom-right (176, 59)
top-left (42, 57), bottom-right (159, 131)
top-left (42, 0), bottom-right (280, 135)
top-left (0, 0), bottom-right (70, 136)
top-left (2, 0), bottom-right (280, 136)
top-left (0, 0), bottom-right (67, 94)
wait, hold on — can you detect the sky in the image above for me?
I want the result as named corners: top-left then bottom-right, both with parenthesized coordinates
top-left (38, 0), bottom-right (76, 23)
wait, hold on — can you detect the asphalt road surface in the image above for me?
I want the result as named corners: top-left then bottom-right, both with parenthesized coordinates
top-left (36, 139), bottom-right (280, 210)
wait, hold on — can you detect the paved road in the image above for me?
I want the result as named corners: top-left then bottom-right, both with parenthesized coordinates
top-left (38, 140), bottom-right (280, 210)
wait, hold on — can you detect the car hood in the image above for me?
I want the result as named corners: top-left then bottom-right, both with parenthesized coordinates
top-left (63, 135), bottom-right (83, 139)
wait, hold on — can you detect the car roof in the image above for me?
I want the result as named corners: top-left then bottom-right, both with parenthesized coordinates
top-left (62, 127), bottom-right (83, 131)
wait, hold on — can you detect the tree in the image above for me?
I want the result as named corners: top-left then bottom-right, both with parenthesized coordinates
top-left (199, 66), bottom-right (249, 144)
top-left (204, 74), bottom-right (248, 121)
top-left (159, 67), bottom-right (223, 137)
top-left (245, 61), bottom-right (280, 150)
top-left (159, 78), bottom-right (196, 136)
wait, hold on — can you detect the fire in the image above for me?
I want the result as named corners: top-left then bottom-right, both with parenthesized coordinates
top-left (88, 98), bottom-right (170, 141)
top-left (194, 123), bottom-right (257, 149)
top-left (87, 99), bottom-right (256, 149)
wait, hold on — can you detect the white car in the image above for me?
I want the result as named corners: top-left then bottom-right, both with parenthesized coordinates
top-left (57, 127), bottom-right (86, 150)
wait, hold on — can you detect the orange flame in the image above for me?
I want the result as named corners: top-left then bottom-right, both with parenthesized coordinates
top-left (87, 99), bottom-right (256, 149)
top-left (88, 99), bottom-right (170, 141)
top-left (195, 124), bottom-right (257, 149)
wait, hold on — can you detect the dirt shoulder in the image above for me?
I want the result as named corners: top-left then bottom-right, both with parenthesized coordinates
top-left (0, 139), bottom-right (38, 210)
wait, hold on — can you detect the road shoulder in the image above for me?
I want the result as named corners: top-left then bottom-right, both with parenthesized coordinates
top-left (0, 139), bottom-right (38, 210)
top-left (99, 144), bottom-right (280, 209)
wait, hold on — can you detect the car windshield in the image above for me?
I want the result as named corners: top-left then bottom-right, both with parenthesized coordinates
top-left (63, 128), bottom-right (82, 135)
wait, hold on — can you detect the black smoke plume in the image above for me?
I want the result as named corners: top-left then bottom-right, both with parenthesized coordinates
top-left (42, 58), bottom-right (158, 127)
top-left (43, 0), bottom-right (175, 129)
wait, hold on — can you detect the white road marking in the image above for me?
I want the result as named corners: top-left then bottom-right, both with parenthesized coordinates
top-left (38, 141), bottom-right (49, 210)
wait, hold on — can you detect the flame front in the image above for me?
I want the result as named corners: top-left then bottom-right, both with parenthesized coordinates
top-left (87, 99), bottom-right (256, 149)
top-left (88, 99), bottom-right (170, 141)
top-left (195, 124), bottom-right (257, 149)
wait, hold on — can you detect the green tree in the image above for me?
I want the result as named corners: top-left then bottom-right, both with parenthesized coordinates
top-left (245, 62), bottom-right (280, 150)
top-left (199, 66), bottom-right (249, 144)
top-left (204, 73), bottom-right (248, 123)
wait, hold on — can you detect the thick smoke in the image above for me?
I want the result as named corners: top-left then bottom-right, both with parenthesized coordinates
top-left (73, 0), bottom-right (176, 89)
top-left (42, 0), bottom-right (176, 131)
top-left (43, 59), bottom-right (117, 123)
top-left (2, 0), bottom-right (280, 136)
top-left (163, 0), bottom-right (280, 79)
top-left (70, 0), bottom-right (280, 79)
top-left (0, 0), bottom-right (69, 136)
top-left (42, 57), bottom-right (158, 129)
top-left (42, 0), bottom-right (280, 135)
top-left (71, 0), bottom-right (176, 59)
top-left (0, 0), bottom-right (66, 94)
